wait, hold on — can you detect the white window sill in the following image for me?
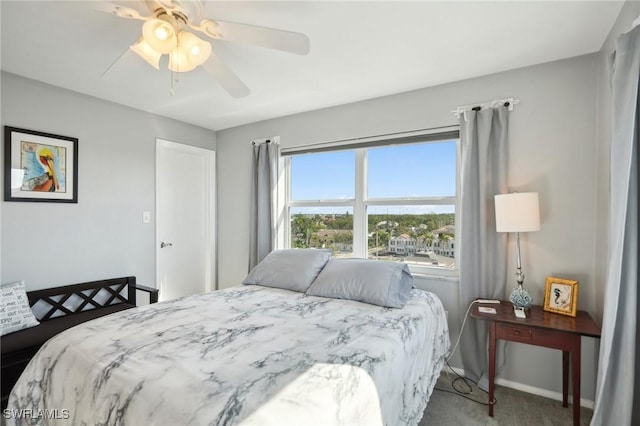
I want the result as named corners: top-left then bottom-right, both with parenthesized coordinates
top-left (409, 265), bottom-right (459, 282)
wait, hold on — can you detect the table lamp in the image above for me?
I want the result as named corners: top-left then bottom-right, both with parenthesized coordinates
top-left (495, 192), bottom-right (540, 312)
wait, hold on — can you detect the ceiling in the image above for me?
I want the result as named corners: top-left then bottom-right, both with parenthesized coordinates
top-left (1, 1), bottom-right (625, 131)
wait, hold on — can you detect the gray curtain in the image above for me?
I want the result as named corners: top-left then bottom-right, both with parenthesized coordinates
top-left (249, 141), bottom-right (280, 270)
top-left (592, 24), bottom-right (639, 426)
top-left (458, 107), bottom-right (509, 382)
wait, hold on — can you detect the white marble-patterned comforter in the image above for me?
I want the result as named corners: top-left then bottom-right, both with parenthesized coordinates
top-left (7, 285), bottom-right (450, 426)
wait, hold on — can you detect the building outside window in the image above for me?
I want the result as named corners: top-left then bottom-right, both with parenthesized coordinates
top-left (285, 131), bottom-right (458, 275)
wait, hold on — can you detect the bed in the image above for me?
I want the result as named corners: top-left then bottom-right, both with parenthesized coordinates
top-left (7, 253), bottom-right (449, 426)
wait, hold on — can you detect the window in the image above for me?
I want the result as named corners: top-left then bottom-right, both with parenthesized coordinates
top-left (290, 206), bottom-right (354, 255)
top-left (286, 133), bottom-right (458, 274)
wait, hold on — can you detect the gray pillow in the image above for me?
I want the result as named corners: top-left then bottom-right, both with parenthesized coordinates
top-left (1, 281), bottom-right (39, 336)
top-left (306, 259), bottom-right (414, 308)
top-left (243, 249), bottom-right (332, 292)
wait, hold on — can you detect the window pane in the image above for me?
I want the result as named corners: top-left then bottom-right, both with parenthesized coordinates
top-left (367, 205), bottom-right (455, 268)
top-left (368, 141), bottom-right (456, 198)
top-left (291, 151), bottom-right (355, 200)
top-left (290, 207), bottom-right (354, 257)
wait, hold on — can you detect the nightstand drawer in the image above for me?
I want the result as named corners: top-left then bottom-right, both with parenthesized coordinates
top-left (499, 324), bottom-right (533, 342)
top-left (494, 322), bottom-right (574, 350)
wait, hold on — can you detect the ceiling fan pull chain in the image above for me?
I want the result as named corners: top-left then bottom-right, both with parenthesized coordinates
top-left (169, 15), bottom-right (180, 96)
top-left (175, 17), bottom-right (181, 80)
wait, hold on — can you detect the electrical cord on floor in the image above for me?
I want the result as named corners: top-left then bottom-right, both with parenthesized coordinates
top-left (433, 360), bottom-right (496, 406)
top-left (436, 299), bottom-right (498, 407)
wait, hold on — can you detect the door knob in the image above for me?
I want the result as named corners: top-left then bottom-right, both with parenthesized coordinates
top-left (160, 242), bottom-right (173, 248)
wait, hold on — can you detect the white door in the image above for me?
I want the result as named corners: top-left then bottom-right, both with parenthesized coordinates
top-left (156, 139), bottom-right (215, 301)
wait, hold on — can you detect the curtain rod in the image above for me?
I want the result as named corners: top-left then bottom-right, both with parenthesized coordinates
top-left (451, 97), bottom-right (520, 119)
top-left (251, 139), bottom-right (271, 145)
top-left (280, 125), bottom-right (459, 153)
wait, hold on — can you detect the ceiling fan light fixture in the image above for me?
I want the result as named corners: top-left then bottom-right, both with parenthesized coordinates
top-left (178, 31), bottom-right (211, 67)
top-left (104, 0), bottom-right (309, 97)
top-left (168, 47), bottom-right (197, 73)
top-left (142, 18), bottom-right (177, 54)
top-left (168, 31), bottom-right (211, 72)
top-left (130, 38), bottom-right (161, 70)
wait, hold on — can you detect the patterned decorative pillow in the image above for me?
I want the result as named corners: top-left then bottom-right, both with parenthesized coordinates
top-left (1, 281), bottom-right (39, 336)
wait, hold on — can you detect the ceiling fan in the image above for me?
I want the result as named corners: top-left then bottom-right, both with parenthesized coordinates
top-left (95, 0), bottom-right (310, 97)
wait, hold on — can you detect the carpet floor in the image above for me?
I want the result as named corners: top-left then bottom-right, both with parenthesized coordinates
top-left (420, 371), bottom-right (593, 426)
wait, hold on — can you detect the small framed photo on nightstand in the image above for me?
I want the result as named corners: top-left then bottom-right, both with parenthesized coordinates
top-left (543, 277), bottom-right (579, 317)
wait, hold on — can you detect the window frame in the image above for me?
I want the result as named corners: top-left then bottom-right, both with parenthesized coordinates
top-left (283, 133), bottom-right (460, 278)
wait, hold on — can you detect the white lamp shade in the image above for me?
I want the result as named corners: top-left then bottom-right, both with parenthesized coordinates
top-left (142, 18), bottom-right (177, 54)
top-left (181, 32), bottom-right (212, 67)
top-left (495, 192), bottom-right (540, 232)
top-left (168, 32), bottom-right (211, 72)
top-left (168, 47), bottom-right (197, 72)
top-left (130, 38), bottom-right (161, 69)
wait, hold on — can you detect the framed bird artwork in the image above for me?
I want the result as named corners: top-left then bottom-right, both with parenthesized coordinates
top-left (4, 126), bottom-right (78, 203)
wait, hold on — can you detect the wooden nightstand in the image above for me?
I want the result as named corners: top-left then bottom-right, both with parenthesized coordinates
top-left (470, 301), bottom-right (600, 426)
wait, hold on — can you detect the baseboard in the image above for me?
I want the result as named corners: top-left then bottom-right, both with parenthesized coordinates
top-left (445, 366), bottom-right (595, 409)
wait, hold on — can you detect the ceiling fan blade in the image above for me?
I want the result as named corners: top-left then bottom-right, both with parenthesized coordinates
top-left (100, 35), bottom-right (155, 79)
top-left (100, 47), bottom-right (134, 79)
top-left (192, 19), bottom-right (310, 55)
top-left (86, 2), bottom-right (151, 21)
top-left (201, 52), bottom-right (250, 98)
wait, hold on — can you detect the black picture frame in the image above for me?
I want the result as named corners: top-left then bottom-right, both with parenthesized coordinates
top-left (4, 126), bottom-right (78, 203)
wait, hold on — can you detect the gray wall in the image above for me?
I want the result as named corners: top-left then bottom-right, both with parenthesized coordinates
top-left (216, 54), bottom-right (602, 401)
top-left (1, 72), bottom-right (216, 290)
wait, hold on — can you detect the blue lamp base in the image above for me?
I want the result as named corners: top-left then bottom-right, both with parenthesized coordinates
top-left (509, 283), bottom-right (533, 309)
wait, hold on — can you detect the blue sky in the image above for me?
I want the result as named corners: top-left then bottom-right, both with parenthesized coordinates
top-left (291, 140), bottom-right (456, 214)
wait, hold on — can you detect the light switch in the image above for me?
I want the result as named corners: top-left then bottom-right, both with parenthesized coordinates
top-left (143, 211), bottom-right (151, 224)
